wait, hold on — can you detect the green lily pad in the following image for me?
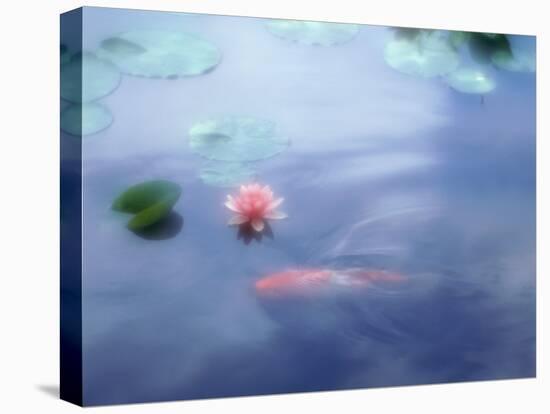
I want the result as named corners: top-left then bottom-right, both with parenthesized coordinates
top-left (61, 52), bottom-right (121, 103)
top-left (100, 37), bottom-right (148, 57)
top-left (112, 180), bottom-right (182, 230)
top-left (468, 33), bottom-right (511, 64)
top-left (189, 116), bottom-right (290, 162)
top-left (60, 103), bottom-right (113, 136)
top-left (199, 162), bottom-right (257, 187)
top-left (444, 67), bottom-right (496, 94)
top-left (384, 30), bottom-right (460, 78)
top-left (392, 28), bottom-right (426, 41)
top-left (491, 35), bottom-right (535, 73)
top-left (448, 31), bottom-right (471, 50)
top-left (492, 50), bottom-right (535, 72)
top-left (97, 30), bottom-right (221, 78)
top-left (266, 20), bottom-right (360, 46)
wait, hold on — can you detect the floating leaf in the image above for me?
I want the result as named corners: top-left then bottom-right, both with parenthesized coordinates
top-left (492, 50), bottom-right (535, 72)
top-left (199, 162), bottom-right (257, 188)
top-left (444, 67), bottom-right (496, 94)
top-left (468, 33), bottom-right (511, 64)
top-left (60, 103), bottom-right (113, 136)
top-left (393, 28), bottom-right (426, 41)
top-left (100, 37), bottom-right (147, 57)
top-left (448, 31), bottom-right (470, 50)
top-left (97, 30), bottom-right (221, 78)
top-left (61, 52), bottom-right (121, 103)
top-left (189, 116), bottom-right (290, 162)
top-left (266, 20), bottom-right (359, 46)
top-left (491, 35), bottom-right (535, 73)
top-left (112, 180), bottom-right (182, 230)
top-left (384, 31), bottom-right (459, 78)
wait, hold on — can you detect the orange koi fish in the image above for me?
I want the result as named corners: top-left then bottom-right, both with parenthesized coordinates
top-left (255, 268), bottom-right (405, 297)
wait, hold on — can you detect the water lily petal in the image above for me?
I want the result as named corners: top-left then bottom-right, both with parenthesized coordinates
top-left (261, 185), bottom-right (274, 200)
top-left (268, 197), bottom-right (284, 210)
top-left (251, 219), bottom-right (265, 232)
top-left (228, 215), bottom-right (249, 226)
top-left (254, 200), bottom-right (263, 209)
top-left (265, 211), bottom-right (288, 220)
top-left (224, 200), bottom-right (241, 213)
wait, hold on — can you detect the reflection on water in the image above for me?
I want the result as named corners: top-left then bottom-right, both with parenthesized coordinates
top-left (132, 211), bottom-right (184, 240)
top-left (237, 222), bottom-right (274, 245)
top-left (68, 7), bottom-right (536, 406)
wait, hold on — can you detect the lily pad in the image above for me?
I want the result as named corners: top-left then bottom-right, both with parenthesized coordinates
top-left (112, 180), bottom-right (182, 230)
top-left (199, 162), bottom-right (257, 187)
top-left (491, 36), bottom-right (536, 73)
top-left (97, 30), bottom-right (221, 78)
top-left (468, 33), bottom-right (511, 64)
top-left (189, 116), bottom-right (290, 162)
top-left (60, 103), bottom-right (113, 136)
top-left (384, 30), bottom-right (459, 78)
top-left (101, 37), bottom-right (148, 56)
top-left (266, 20), bottom-right (359, 46)
top-left (392, 28), bottom-right (426, 41)
top-left (61, 52), bottom-right (121, 103)
top-left (492, 50), bottom-right (535, 72)
top-left (444, 67), bottom-right (496, 94)
top-left (448, 31), bottom-right (470, 50)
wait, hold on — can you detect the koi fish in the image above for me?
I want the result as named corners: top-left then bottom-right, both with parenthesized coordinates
top-left (255, 268), bottom-right (405, 298)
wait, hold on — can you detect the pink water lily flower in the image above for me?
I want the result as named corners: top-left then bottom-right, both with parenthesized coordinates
top-left (225, 184), bottom-right (287, 232)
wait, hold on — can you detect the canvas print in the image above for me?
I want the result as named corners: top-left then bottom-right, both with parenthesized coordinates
top-left (60, 7), bottom-right (536, 407)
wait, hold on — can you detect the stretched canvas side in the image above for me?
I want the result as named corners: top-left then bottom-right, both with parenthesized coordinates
top-left (60, 7), bottom-right (84, 407)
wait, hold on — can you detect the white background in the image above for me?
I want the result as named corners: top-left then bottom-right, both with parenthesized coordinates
top-left (0, 0), bottom-right (547, 412)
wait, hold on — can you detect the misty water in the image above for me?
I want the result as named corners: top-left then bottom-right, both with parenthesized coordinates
top-left (62, 8), bottom-right (535, 405)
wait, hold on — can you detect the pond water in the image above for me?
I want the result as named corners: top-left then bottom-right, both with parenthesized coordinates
top-left (62, 7), bottom-right (535, 406)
